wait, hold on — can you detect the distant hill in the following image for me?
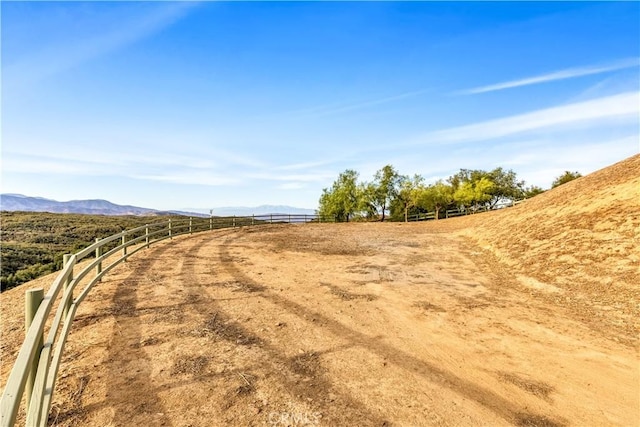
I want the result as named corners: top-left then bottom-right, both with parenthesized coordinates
top-left (190, 205), bottom-right (316, 217)
top-left (0, 194), bottom-right (206, 217)
top-left (0, 195), bottom-right (315, 217)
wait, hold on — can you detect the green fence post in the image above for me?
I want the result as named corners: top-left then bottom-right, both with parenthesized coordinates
top-left (25, 288), bottom-right (44, 413)
top-left (63, 254), bottom-right (73, 318)
top-left (94, 239), bottom-right (102, 279)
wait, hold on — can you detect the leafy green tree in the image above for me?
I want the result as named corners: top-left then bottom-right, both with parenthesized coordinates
top-left (523, 185), bottom-right (545, 198)
top-left (419, 181), bottom-right (454, 219)
top-left (371, 165), bottom-right (402, 222)
top-left (551, 171), bottom-right (582, 188)
top-left (357, 182), bottom-right (379, 220)
top-left (318, 169), bottom-right (360, 222)
top-left (449, 168), bottom-right (524, 207)
top-left (453, 177), bottom-right (494, 211)
top-left (393, 175), bottom-right (424, 222)
top-left (447, 169), bottom-right (485, 191)
top-left (486, 167), bottom-right (525, 206)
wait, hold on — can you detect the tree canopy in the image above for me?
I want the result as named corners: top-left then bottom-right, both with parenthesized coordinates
top-left (317, 169), bottom-right (359, 222)
top-left (370, 165), bottom-right (402, 222)
top-left (420, 181), bottom-right (454, 220)
top-left (317, 163), bottom-right (552, 222)
top-left (551, 171), bottom-right (582, 188)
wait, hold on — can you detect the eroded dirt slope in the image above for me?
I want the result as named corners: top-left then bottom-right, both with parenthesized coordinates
top-left (452, 154), bottom-right (640, 346)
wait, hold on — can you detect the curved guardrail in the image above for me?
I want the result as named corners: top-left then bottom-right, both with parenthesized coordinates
top-left (0, 214), bottom-right (327, 426)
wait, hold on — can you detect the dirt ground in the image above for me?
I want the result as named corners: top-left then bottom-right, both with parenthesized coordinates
top-left (1, 155), bottom-right (639, 426)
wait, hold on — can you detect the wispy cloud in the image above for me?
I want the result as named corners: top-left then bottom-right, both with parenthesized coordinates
top-left (458, 58), bottom-right (640, 95)
top-left (414, 91), bottom-right (639, 145)
top-left (277, 182), bottom-right (306, 190)
top-left (4, 141), bottom-right (266, 175)
top-left (284, 88), bottom-right (431, 118)
top-left (1, 155), bottom-right (102, 176)
top-left (5, 2), bottom-right (199, 88)
top-left (275, 160), bottom-right (336, 171)
top-left (247, 172), bottom-right (335, 182)
top-left (133, 173), bottom-right (239, 187)
top-left (312, 89), bottom-right (431, 116)
top-left (1, 150), bottom-right (241, 188)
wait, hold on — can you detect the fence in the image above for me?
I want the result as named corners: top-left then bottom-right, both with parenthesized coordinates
top-left (407, 199), bottom-right (525, 222)
top-left (0, 214), bottom-right (333, 427)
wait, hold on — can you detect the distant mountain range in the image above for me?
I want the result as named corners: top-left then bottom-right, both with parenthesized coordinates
top-left (0, 194), bottom-right (206, 217)
top-left (189, 205), bottom-right (316, 217)
top-left (0, 194), bottom-right (316, 217)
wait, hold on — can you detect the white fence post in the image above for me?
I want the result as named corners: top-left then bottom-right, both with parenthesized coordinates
top-left (189, 217), bottom-right (193, 234)
top-left (145, 224), bottom-right (149, 249)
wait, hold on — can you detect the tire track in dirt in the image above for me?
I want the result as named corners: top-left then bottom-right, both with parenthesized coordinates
top-left (217, 232), bottom-right (567, 427)
top-left (100, 241), bottom-right (178, 427)
top-left (176, 232), bottom-right (389, 426)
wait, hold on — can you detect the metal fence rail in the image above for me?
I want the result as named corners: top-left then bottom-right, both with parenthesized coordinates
top-left (0, 214), bottom-right (335, 427)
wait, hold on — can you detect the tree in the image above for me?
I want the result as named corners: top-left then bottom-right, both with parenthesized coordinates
top-left (486, 167), bottom-right (525, 206)
top-left (453, 177), bottom-right (494, 212)
top-left (371, 165), bottom-right (402, 222)
top-left (523, 185), bottom-right (545, 198)
top-left (552, 171), bottom-right (582, 188)
top-left (317, 169), bottom-right (360, 222)
top-left (419, 181), bottom-right (454, 219)
top-left (447, 169), bottom-right (484, 192)
top-left (394, 175), bottom-right (424, 222)
top-left (449, 168), bottom-right (524, 208)
top-left (357, 182), bottom-right (379, 220)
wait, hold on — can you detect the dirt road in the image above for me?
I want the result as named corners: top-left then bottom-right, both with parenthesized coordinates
top-left (5, 222), bottom-right (630, 426)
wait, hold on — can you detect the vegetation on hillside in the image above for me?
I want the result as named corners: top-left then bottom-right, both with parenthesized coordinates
top-left (318, 165), bottom-right (570, 222)
top-left (0, 212), bottom-right (188, 292)
top-left (551, 171), bottom-right (583, 188)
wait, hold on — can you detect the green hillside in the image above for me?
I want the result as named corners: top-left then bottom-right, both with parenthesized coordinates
top-left (0, 211), bottom-right (187, 292)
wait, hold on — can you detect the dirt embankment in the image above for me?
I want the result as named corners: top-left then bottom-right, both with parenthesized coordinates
top-left (452, 154), bottom-right (640, 346)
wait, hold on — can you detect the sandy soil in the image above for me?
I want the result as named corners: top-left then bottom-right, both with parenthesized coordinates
top-left (1, 155), bottom-right (639, 427)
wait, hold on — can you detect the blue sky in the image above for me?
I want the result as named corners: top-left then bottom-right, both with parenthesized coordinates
top-left (2, 1), bottom-right (639, 211)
